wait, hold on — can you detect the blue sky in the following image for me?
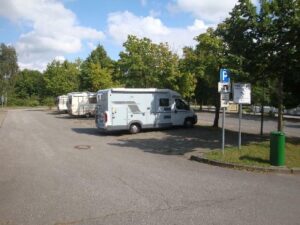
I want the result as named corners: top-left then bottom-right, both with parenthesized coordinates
top-left (0, 0), bottom-right (240, 71)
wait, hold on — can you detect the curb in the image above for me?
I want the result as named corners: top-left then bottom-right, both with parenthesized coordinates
top-left (190, 155), bottom-right (299, 174)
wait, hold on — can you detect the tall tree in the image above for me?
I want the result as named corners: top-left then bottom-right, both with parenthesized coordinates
top-left (118, 35), bottom-right (182, 91)
top-left (220, 0), bottom-right (300, 131)
top-left (80, 45), bottom-right (115, 91)
top-left (0, 43), bottom-right (18, 104)
top-left (14, 69), bottom-right (43, 99)
top-left (43, 60), bottom-right (80, 97)
top-left (84, 62), bottom-right (114, 92)
top-left (193, 28), bottom-right (242, 127)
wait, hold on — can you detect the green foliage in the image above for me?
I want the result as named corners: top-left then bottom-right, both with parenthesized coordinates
top-left (86, 62), bottom-right (114, 91)
top-left (220, 0), bottom-right (300, 106)
top-left (41, 97), bottom-right (55, 108)
top-left (0, 43), bottom-right (18, 104)
top-left (14, 69), bottom-right (43, 98)
top-left (118, 35), bottom-right (182, 91)
top-left (43, 60), bottom-right (80, 97)
top-left (80, 45), bottom-right (115, 91)
top-left (7, 94), bottom-right (40, 107)
top-left (177, 72), bottom-right (197, 101)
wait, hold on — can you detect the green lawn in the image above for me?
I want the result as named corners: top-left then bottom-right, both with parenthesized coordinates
top-left (204, 140), bottom-right (300, 168)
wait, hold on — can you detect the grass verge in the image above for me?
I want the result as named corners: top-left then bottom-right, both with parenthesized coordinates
top-left (204, 139), bottom-right (300, 168)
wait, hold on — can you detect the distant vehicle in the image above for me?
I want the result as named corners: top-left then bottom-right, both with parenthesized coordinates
top-left (95, 88), bottom-right (197, 134)
top-left (67, 92), bottom-right (97, 117)
top-left (56, 95), bottom-right (68, 113)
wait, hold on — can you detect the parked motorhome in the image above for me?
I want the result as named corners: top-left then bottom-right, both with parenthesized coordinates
top-left (56, 95), bottom-right (68, 113)
top-left (95, 88), bottom-right (197, 133)
top-left (67, 92), bottom-right (97, 117)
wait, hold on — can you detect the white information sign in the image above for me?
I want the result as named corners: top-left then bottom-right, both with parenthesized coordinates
top-left (233, 83), bottom-right (251, 104)
top-left (221, 93), bottom-right (230, 108)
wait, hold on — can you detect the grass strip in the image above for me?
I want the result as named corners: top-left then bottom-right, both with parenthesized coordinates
top-left (204, 140), bottom-right (300, 168)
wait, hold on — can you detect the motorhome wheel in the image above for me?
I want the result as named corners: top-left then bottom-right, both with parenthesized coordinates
top-left (184, 118), bottom-right (193, 128)
top-left (129, 124), bottom-right (141, 134)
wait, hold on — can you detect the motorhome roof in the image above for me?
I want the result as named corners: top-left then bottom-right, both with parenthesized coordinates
top-left (67, 92), bottom-right (96, 97)
top-left (97, 88), bottom-right (180, 95)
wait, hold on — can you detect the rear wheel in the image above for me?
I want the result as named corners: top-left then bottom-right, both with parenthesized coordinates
top-left (129, 123), bottom-right (141, 134)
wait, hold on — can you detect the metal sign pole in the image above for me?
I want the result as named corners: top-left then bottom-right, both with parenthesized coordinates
top-left (238, 104), bottom-right (242, 149)
top-left (222, 107), bottom-right (225, 154)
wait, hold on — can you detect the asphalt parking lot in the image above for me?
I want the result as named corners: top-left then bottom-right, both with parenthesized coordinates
top-left (0, 108), bottom-right (300, 225)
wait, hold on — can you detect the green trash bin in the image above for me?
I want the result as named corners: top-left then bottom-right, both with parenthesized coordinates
top-left (270, 131), bottom-right (285, 166)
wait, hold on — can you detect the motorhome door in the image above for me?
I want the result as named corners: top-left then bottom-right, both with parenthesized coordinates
top-left (155, 94), bottom-right (172, 127)
top-left (111, 106), bottom-right (128, 127)
top-left (171, 98), bottom-right (190, 126)
top-left (77, 96), bottom-right (85, 115)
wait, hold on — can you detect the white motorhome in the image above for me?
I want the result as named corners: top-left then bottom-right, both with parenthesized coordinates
top-left (67, 92), bottom-right (97, 117)
top-left (56, 95), bottom-right (68, 113)
top-left (95, 88), bottom-right (197, 133)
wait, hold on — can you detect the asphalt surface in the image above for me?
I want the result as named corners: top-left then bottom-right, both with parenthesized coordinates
top-left (0, 109), bottom-right (300, 225)
top-left (197, 111), bottom-right (300, 138)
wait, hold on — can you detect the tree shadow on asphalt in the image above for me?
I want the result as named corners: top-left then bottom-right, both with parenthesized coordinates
top-left (285, 124), bottom-right (300, 128)
top-left (51, 114), bottom-right (95, 121)
top-left (72, 128), bottom-right (126, 137)
top-left (106, 125), bottom-right (269, 155)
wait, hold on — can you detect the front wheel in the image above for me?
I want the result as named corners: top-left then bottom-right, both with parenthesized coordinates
top-left (184, 119), bottom-right (194, 128)
top-left (129, 123), bottom-right (141, 134)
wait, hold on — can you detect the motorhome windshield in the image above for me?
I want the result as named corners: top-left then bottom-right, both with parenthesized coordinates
top-left (175, 99), bottom-right (189, 110)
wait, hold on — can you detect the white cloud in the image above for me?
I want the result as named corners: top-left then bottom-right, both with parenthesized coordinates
top-left (107, 11), bottom-right (210, 55)
top-left (168, 0), bottom-right (238, 23)
top-left (54, 55), bottom-right (66, 62)
top-left (0, 0), bottom-right (104, 71)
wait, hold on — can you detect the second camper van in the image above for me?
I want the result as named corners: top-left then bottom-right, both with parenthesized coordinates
top-left (56, 95), bottom-right (68, 113)
top-left (95, 88), bottom-right (197, 133)
top-left (67, 92), bottom-right (97, 117)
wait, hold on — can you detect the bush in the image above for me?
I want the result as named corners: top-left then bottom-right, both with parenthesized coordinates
top-left (7, 95), bottom-right (41, 107)
top-left (41, 97), bottom-right (55, 109)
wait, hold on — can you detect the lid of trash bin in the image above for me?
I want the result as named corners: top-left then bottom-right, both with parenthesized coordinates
top-left (271, 131), bottom-right (285, 136)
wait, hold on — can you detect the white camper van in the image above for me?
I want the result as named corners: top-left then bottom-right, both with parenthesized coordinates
top-left (67, 92), bottom-right (97, 117)
top-left (95, 88), bottom-right (197, 133)
top-left (56, 95), bottom-right (68, 113)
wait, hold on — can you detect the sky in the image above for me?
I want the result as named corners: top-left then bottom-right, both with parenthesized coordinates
top-left (0, 0), bottom-right (242, 71)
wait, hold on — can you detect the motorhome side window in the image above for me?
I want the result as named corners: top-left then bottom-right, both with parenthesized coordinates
top-left (89, 96), bottom-right (97, 104)
top-left (159, 98), bottom-right (169, 107)
top-left (159, 98), bottom-right (171, 111)
top-left (175, 99), bottom-right (189, 110)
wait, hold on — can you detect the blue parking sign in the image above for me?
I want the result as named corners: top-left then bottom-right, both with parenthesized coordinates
top-left (220, 69), bottom-right (230, 83)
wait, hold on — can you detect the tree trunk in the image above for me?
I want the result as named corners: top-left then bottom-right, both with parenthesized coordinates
top-left (213, 93), bottom-right (220, 128)
top-left (260, 84), bottom-right (265, 136)
top-left (277, 75), bottom-right (283, 132)
top-left (260, 103), bottom-right (264, 136)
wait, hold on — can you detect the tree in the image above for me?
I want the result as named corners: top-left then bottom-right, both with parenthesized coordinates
top-left (220, 0), bottom-right (300, 131)
top-left (80, 45), bottom-right (115, 91)
top-left (43, 60), bottom-right (80, 97)
top-left (0, 43), bottom-right (18, 104)
top-left (14, 69), bottom-right (43, 99)
top-left (84, 62), bottom-right (114, 92)
top-left (192, 28), bottom-right (242, 127)
top-left (118, 35), bottom-right (182, 91)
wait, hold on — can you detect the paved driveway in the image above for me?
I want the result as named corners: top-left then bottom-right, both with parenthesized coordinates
top-left (0, 109), bottom-right (299, 225)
